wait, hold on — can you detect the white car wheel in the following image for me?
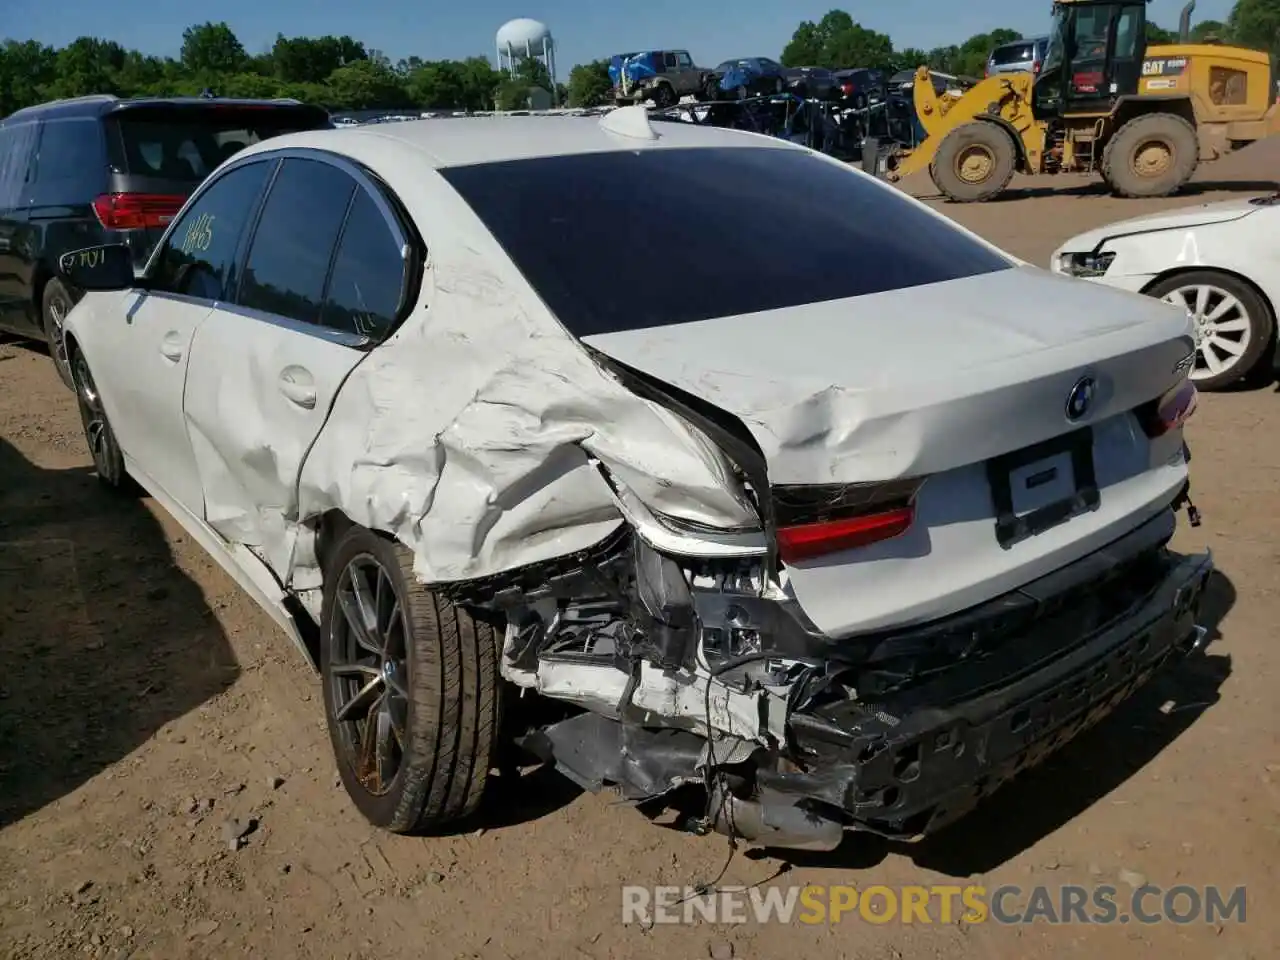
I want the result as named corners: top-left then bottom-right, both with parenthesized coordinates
top-left (1156, 279), bottom-right (1263, 389)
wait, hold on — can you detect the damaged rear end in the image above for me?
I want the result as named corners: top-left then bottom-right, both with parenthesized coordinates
top-left (437, 143), bottom-right (1214, 849)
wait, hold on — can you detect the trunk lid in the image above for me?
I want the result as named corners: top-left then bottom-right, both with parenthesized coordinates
top-left (584, 266), bottom-right (1196, 637)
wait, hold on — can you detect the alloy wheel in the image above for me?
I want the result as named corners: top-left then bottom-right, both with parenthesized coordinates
top-left (1161, 283), bottom-right (1253, 381)
top-left (73, 354), bottom-right (113, 476)
top-left (326, 554), bottom-right (411, 797)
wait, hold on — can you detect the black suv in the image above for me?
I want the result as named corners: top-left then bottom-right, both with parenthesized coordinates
top-left (0, 94), bottom-right (333, 386)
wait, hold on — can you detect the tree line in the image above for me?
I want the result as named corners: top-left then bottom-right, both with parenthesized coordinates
top-left (2, 2), bottom-right (1277, 119)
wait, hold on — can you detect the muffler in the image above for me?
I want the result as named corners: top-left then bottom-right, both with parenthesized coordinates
top-left (709, 782), bottom-right (844, 852)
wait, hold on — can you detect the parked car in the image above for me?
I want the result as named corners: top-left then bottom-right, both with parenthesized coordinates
top-left (58, 108), bottom-right (1211, 848)
top-left (609, 50), bottom-right (708, 107)
top-left (0, 94), bottom-right (332, 388)
top-left (832, 68), bottom-right (889, 109)
top-left (1052, 194), bottom-right (1280, 390)
top-left (783, 66), bottom-right (838, 100)
top-left (710, 58), bottom-right (788, 99)
top-left (985, 36), bottom-right (1051, 77)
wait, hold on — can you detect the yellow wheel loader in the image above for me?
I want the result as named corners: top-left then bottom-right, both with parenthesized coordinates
top-left (890, 0), bottom-right (1280, 202)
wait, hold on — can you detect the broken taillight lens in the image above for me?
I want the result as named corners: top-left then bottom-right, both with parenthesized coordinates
top-left (1136, 379), bottom-right (1198, 438)
top-left (772, 478), bottom-right (923, 564)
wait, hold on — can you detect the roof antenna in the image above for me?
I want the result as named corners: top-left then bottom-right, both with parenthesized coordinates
top-left (598, 104), bottom-right (660, 141)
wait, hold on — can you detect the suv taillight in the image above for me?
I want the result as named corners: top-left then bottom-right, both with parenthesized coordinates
top-left (92, 193), bottom-right (186, 230)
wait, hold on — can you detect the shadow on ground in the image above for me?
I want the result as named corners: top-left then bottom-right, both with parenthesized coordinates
top-left (0, 437), bottom-right (238, 827)
top-left (756, 568), bottom-right (1237, 875)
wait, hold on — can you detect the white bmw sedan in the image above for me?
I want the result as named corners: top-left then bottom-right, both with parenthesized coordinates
top-left (58, 107), bottom-right (1212, 849)
top-left (1051, 194), bottom-right (1280, 390)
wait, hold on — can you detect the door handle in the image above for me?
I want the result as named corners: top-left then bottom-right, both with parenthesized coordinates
top-left (159, 331), bottom-right (184, 362)
top-left (278, 365), bottom-right (317, 409)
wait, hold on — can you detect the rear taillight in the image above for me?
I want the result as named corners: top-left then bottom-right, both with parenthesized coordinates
top-left (1137, 379), bottom-right (1198, 438)
top-left (92, 193), bottom-right (186, 230)
top-left (840, 82), bottom-right (854, 96)
top-left (777, 507), bottom-right (914, 563)
top-left (772, 478), bottom-right (923, 564)
top-left (1033, 61), bottom-right (1041, 74)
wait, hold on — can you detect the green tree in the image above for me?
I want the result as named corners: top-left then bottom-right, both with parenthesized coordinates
top-left (180, 22), bottom-right (246, 76)
top-left (567, 59), bottom-right (612, 107)
top-left (0, 39), bottom-right (58, 115)
top-left (781, 10), bottom-right (894, 69)
top-left (273, 34), bottom-right (366, 83)
top-left (891, 47), bottom-right (929, 72)
top-left (325, 58), bottom-right (407, 109)
top-left (46, 37), bottom-right (126, 99)
top-left (1191, 19), bottom-right (1229, 41)
top-left (1147, 22), bottom-right (1179, 44)
top-left (1228, 0), bottom-right (1280, 54)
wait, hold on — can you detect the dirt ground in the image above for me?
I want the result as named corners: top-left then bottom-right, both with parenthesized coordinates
top-left (2, 141), bottom-right (1279, 960)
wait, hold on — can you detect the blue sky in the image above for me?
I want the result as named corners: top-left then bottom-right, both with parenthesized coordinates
top-left (12, 0), bottom-right (1237, 76)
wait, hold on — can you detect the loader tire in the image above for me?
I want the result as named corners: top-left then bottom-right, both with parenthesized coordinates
top-left (1101, 112), bottom-right (1199, 198)
top-left (321, 526), bottom-right (503, 833)
top-left (931, 121), bottom-right (1017, 202)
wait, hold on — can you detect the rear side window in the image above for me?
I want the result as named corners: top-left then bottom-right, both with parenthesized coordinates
top-left (0, 122), bottom-right (39, 208)
top-left (440, 147), bottom-right (1010, 337)
top-left (320, 189), bottom-right (405, 339)
top-left (107, 106), bottom-right (330, 185)
top-left (990, 44), bottom-right (1033, 66)
top-left (31, 118), bottom-right (104, 185)
top-left (149, 160), bottom-right (273, 300)
top-left (238, 158), bottom-right (355, 325)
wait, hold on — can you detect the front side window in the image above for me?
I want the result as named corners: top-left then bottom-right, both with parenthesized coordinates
top-left (320, 189), bottom-right (406, 339)
top-left (238, 158), bottom-right (355, 325)
top-left (440, 147), bottom-right (1011, 338)
top-left (676, 52), bottom-right (692, 67)
top-left (148, 160), bottom-right (273, 300)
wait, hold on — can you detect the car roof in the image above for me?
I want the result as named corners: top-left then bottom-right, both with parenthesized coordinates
top-left (2, 94), bottom-right (316, 124)
top-left (231, 112), bottom-right (803, 169)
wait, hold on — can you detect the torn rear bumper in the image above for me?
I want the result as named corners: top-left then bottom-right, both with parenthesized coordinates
top-left (768, 548), bottom-right (1214, 840)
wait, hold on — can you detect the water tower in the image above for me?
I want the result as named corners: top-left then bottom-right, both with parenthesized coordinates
top-left (496, 18), bottom-right (557, 86)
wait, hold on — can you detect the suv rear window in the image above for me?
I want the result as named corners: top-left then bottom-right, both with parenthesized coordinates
top-left (990, 43), bottom-right (1034, 66)
top-left (440, 146), bottom-right (1011, 337)
top-left (106, 105), bottom-right (331, 184)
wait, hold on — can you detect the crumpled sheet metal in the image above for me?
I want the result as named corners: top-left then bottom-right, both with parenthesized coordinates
top-left (295, 213), bottom-right (756, 586)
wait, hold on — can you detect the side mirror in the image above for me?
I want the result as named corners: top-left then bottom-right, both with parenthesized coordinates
top-left (57, 244), bottom-right (135, 292)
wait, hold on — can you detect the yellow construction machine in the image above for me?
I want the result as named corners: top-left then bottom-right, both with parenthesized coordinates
top-left (890, 0), bottom-right (1280, 201)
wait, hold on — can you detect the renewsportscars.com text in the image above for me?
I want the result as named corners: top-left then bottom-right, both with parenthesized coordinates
top-left (621, 883), bottom-right (1247, 926)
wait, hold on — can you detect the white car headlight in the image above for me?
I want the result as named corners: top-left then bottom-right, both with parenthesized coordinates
top-left (1057, 250), bottom-right (1116, 278)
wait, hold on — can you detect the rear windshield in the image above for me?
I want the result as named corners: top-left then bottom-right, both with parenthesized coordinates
top-left (990, 43), bottom-right (1034, 66)
top-left (107, 105), bottom-right (330, 183)
top-left (439, 147), bottom-right (1011, 337)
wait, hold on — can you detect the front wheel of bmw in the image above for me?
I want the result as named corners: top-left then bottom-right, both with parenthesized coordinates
top-left (1146, 270), bottom-right (1275, 391)
top-left (320, 526), bottom-right (502, 833)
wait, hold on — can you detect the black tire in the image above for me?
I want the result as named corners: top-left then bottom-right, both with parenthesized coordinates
top-left (1144, 270), bottom-right (1275, 390)
top-left (42, 277), bottom-right (77, 390)
top-left (321, 526), bottom-right (502, 833)
top-left (649, 83), bottom-right (676, 108)
top-left (69, 348), bottom-right (131, 491)
top-left (931, 121), bottom-right (1017, 202)
top-left (1101, 112), bottom-right (1199, 199)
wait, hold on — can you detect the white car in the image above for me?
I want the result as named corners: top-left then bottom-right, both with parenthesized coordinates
top-left (1051, 195), bottom-right (1280, 390)
top-left (57, 107), bottom-right (1212, 850)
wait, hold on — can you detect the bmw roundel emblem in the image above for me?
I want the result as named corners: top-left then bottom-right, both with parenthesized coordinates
top-left (1065, 376), bottom-right (1097, 421)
